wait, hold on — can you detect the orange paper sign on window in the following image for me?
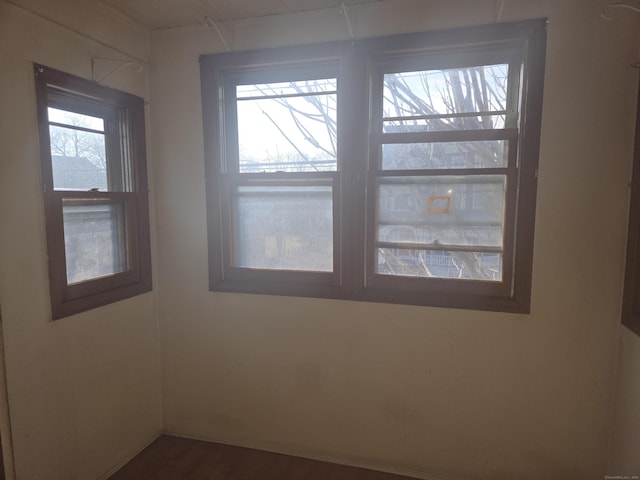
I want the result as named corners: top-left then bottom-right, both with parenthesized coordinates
top-left (427, 195), bottom-right (451, 214)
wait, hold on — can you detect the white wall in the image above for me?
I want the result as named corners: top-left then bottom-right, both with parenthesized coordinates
top-left (0, 1), bottom-right (162, 478)
top-left (609, 29), bottom-right (640, 475)
top-left (610, 327), bottom-right (640, 475)
top-left (150, 1), bottom-right (639, 479)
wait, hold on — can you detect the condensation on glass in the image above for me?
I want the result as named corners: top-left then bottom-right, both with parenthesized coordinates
top-left (62, 200), bottom-right (127, 284)
top-left (233, 185), bottom-right (333, 272)
top-left (236, 78), bottom-right (337, 173)
top-left (382, 140), bottom-right (507, 170)
top-left (375, 176), bottom-right (505, 281)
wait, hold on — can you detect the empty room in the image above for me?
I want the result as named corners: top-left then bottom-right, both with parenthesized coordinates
top-left (1, 0), bottom-right (640, 479)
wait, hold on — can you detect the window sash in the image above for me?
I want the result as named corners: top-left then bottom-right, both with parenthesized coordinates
top-left (218, 174), bottom-right (342, 283)
top-left (63, 197), bottom-right (128, 284)
top-left (365, 170), bottom-right (518, 297)
top-left (365, 42), bottom-right (521, 291)
top-left (45, 191), bottom-right (140, 300)
top-left (216, 64), bottom-right (342, 282)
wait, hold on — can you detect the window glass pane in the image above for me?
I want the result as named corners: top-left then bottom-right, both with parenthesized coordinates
top-left (237, 79), bottom-right (337, 173)
top-left (377, 248), bottom-right (502, 280)
top-left (63, 201), bottom-right (127, 284)
top-left (50, 125), bottom-right (107, 191)
top-left (382, 140), bottom-right (507, 170)
top-left (383, 115), bottom-right (505, 133)
top-left (48, 107), bottom-right (104, 131)
top-left (233, 185), bottom-right (333, 271)
top-left (377, 175), bottom-right (506, 247)
top-left (383, 64), bottom-right (508, 132)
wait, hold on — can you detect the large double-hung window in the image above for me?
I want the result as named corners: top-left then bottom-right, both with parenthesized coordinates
top-left (201, 19), bottom-right (546, 312)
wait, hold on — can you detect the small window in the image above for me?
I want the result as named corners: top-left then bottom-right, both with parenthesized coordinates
top-left (201, 20), bottom-right (546, 312)
top-left (35, 64), bottom-right (152, 319)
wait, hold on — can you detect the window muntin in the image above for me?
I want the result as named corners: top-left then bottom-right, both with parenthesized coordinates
top-left (35, 64), bottom-right (152, 319)
top-left (201, 20), bottom-right (546, 312)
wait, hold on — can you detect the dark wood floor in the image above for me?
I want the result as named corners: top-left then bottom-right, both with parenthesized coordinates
top-left (108, 435), bottom-right (418, 480)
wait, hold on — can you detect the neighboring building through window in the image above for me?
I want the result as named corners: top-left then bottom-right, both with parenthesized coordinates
top-left (200, 19), bottom-right (546, 312)
top-left (35, 64), bottom-right (152, 319)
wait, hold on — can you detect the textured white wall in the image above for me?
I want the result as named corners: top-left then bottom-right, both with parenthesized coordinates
top-left (610, 327), bottom-right (640, 475)
top-left (609, 24), bottom-right (640, 478)
top-left (150, 1), bottom-right (639, 479)
top-left (0, 1), bottom-right (162, 479)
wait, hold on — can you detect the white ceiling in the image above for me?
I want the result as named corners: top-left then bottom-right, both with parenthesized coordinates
top-left (98, 0), bottom-right (383, 30)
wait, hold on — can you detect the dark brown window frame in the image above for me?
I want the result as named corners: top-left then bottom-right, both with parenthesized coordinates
top-left (622, 79), bottom-right (640, 336)
top-left (200, 19), bottom-right (546, 313)
top-left (35, 64), bottom-right (152, 320)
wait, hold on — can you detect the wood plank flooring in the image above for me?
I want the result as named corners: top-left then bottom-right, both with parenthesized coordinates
top-left (108, 435), bottom-right (418, 480)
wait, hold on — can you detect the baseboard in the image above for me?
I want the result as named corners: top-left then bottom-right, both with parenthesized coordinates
top-left (97, 430), bottom-right (163, 480)
top-left (162, 428), bottom-right (467, 480)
